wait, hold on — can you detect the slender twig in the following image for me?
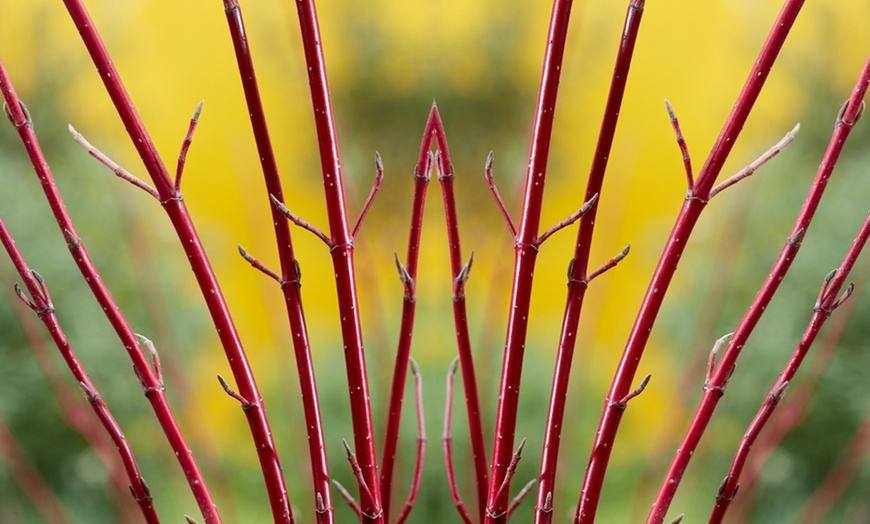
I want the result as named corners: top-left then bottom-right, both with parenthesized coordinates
top-left (175, 100), bottom-right (204, 192)
top-left (1, 57), bottom-right (210, 523)
top-left (709, 208), bottom-right (870, 523)
top-left (291, 0), bottom-right (383, 518)
top-left (664, 99), bottom-right (694, 191)
top-left (237, 245), bottom-right (282, 284)
top-left (507, 479), bottom-right (537, 518)
top-left (443, 358), bottom-right (475, 524)
top-left (380, 109), bottom-right (435, 522)
top-left (0, 217), bottom-right (159, 523)
top-left (485, 151), bottom-right (517, 238)
top-left (534, 194), bottom-right (598, 248)
top-left (650, 51), bottom-right (870, 524)
top-left (332, 479), bottom-right (362, 519)
top-left (68, 125), bottom-right (159, 199)
top-left (577, 2), bottom-right (807, 521)
top-left (352, 153), bottom-right (385, 239)
top-left (60, 1), bottom-right (293, 520)
top-left (394, 358), bottom-right (426, 524)
top-left (531, 0), bottom-right (646, 520)
top-left (709, 123), bottom-right (800, 199)
top-left (431, 106), bottom-right (489, 521)
top-left (271, 195), bottom-right (333, 247)
top-left (488, 439), bottom-right (527, 519)
top-left (224, 7), bottom-right (334, 508)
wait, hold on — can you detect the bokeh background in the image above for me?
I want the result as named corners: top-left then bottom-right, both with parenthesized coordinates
top-left (1, 1), bottom-right (869, 522)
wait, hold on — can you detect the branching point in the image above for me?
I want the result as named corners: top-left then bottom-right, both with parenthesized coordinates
top-left (706, 332), bottom-right (734, 383)
top-left (237, 244), bottom-right (282, 284)
top-left (68, 124), bottom-right (160, 199)
top-left (135, 334), bottom-right (163, 384)
top-left (615, 373), bottom-right (651, 409)
top-left (270, 194), bottom-right (332, 246)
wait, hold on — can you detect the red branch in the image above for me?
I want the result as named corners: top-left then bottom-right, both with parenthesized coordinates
top-left (431, 105), bottom-right (489, 521)
top-left (380, 108), bottom-right (434, 522)
top-left (222, 1), bottom-right (333, 520)
top-left (577, 1), bottom-right (807, 521)
top-left (650, 51), bottom-right (870, 524)
top-left (291, 0), bottom-right (382, 520)
top-left (485, 0), bottom-right (578, 519)
top-left (443, 357), bottom-right (475, 524)
top-left (534, 1), bottom-right (645, 520)
top-left (710, 204), bottom-right (870, 523)
top-left (1, 58), bottom-right (215, 522)
top-left (393, 359), bottom-right (427, 524)
top-left (0, 216), bottom-right (159, 524)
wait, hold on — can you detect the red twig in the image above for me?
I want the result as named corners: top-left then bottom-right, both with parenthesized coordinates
top-left (533, 0), bottom-right (646, 520)
top-left (488, 439), bottom-right (527, 519)
top-left (380, 109), bottom-right (434, 522)
top-left (664, 99), bottom-right (694, 191)
top-left (332, 480), bottom-right (363, 519)
top-left (431, 105), bottom-right (489, 521)
top-left (393, 358), bottom-right (426, 524)
top-left (68, 125), bottom-right (159, 199)
top-left (60, 1), bottom-right (292, 520)
top-left (649, 51), bottom-right (870, 524)
top-left (709, 205), bottom-right (870, 523)
top-left (484, 0), bottom-right (593, 518)
top-left (577, 2), bottom-right (807, 521)
top-left (292, 0), bottom-right (382, 519)
top-left (175, 100), bottom-right (204, 192)
top-left (352, 153), bottom-right (384, 240)
top-left (1, 58), bottom-right (213, 522)
top-left (507, 479), bottom-right (537, 518)
top-left (443, 358), bottom-right (475, 524)
top-left (221, 2), bottom-right (333, 520)
top-left (0, 216), bottom-right (159, 524)
top-left (484, 151), bottom-right (517, 238)
top-left (709, 123), bottom-right (800, 199)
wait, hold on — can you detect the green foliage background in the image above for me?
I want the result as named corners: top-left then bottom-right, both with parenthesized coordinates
top-left (0, 1), bottom-right (869, 522)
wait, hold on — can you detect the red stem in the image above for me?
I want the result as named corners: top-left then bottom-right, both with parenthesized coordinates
top-left (222, 1), bottom-right (333, 520)
top-left (534, 1), bottom-right (645, 520)
top-left (576, 1), bottom-right (806, 521)
top-left (291, 1), bottom-right (382, 520)
top-left (60, 2), bottom-right (294, 521)
top-left (486, 1), bottom-right (576, 520)
top-left (379, 109), bottom-right (434, 522)
top-left (1, 58), bottom-right (216, 523)
top-left (431, 106), bottom-right (489, 522)
top-left (648, 51), bottom-right (870, 524)
top-left (710, 206), bottom-right (870, 523)
top-left (443, 358), bottom-right (475, 524)
top-left (0, 216), bottom-right (159, 524)
top-left (393, 359), bottom-right (426, 524)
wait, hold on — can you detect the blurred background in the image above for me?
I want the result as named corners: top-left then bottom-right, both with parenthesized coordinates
top-left (1, 0), bottom-right (869, 522)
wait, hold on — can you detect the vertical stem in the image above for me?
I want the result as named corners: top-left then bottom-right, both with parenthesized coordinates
top-left (485, 0), bottom-right (579, 520)
top-left (535, 1), bottom-right (645, 520)
top-left (380, 108), bottom-right (434, 522)
top-left (576, 1), bottom-right (805, 521)
top-left (291, 1), bottom-right (382, 521)
top-left (432, 106), bottom-right (490, 521)
top-left (711, 207), bottom-right (870, 524)
top-left (221, 1), bottom-right (332, 521)
top-left (648, 52), bottom-right (869, 524)
top-left (0, 59), bottom-right (216, 524)
top-left (59, 2), bottom-right (293, 521)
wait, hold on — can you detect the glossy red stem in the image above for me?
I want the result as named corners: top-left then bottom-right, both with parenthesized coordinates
top-left (61, 2), bottom-right (294, 521)
top-left (291, 1), bottom-right (382, 520)
top-left (443, 358), bottom-right (475, 524)
top-left (485, 1), bottom-right (575, 521)
top-left (649, 51), bottom-right (869, 524)
top-left (222, 1), bottom-right (332, 521)
top-left (535, 2), bottom-right (645, 520)
top-left (431, 107), bottom-right (490, 522)
top-left (710, 207), bottom-right (870, 523)
top-left (380, 109), bottom-right (434, 522)
top-left (0, 216), bottom-right (159, 523)
top-left (393, 359), bottom-right (426, 524)
top-left (577, 2), bottom-right (806, 521)
top-left (1, 58), bottom-right (215, 523)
